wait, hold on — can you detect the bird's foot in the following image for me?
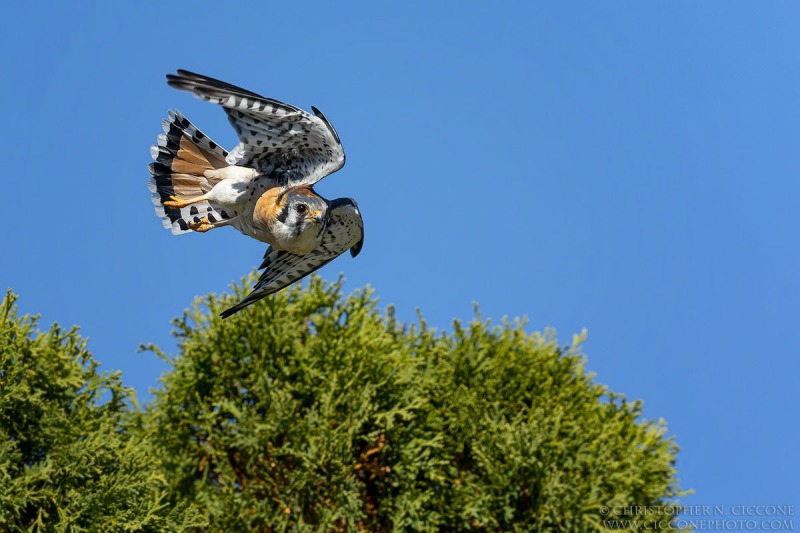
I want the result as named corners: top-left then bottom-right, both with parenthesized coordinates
top-left (164, 195), bottom-right (190, 208)
top-left (188, 217), bottom-right (214, 232)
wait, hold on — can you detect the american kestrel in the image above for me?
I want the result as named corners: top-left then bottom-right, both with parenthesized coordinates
top-left (148, 70), bottom-right (364, 318)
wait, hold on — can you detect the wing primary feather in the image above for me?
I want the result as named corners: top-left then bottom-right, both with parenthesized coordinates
top-left (168, 70), bottom-right (266, 100)
top-left (310, 106), bottom-right (342, 144)
top-left (167, 70), bottom-right (303, 113)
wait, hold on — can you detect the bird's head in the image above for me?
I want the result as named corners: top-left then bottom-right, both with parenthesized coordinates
top-left (282, 188), bottom-right (327, 234)
top-left (258, 185), bottom-right (328, 253)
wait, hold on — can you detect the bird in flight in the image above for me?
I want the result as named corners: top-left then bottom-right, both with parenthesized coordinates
top-left (148, 70), bottom-right (363, 318)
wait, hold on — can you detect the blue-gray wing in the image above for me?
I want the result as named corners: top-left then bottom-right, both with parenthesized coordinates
top-left (220, 199), bottom-right (363, 318)
top-left (166, 69), bottom-right (345, 186)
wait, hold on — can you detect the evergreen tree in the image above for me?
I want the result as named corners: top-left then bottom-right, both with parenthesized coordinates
top-left (0, 291), bottom-right (202, 532)
top-left (143, 276), bottom-right (686, 531)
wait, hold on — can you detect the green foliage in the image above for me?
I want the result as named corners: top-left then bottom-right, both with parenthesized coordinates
top-left (143, 276), bottom-right (686, 531)
top-left (0, 280), bottom-right (686, 531)
top-left (0, 291), bottom-right (202, 532)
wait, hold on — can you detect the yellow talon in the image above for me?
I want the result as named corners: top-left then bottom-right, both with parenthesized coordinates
top-left (188, 217), bottom-right (213, 232)
top-left (163, 195), bottom-right (188, 208)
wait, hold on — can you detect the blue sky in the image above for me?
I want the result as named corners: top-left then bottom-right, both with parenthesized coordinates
top-left (2, 1), bottom-right (798, 522)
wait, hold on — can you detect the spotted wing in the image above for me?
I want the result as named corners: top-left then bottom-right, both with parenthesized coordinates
top-left (166, 70), bottom-right (345, 186)
top-left (220, 199), bottom-right (364, 318)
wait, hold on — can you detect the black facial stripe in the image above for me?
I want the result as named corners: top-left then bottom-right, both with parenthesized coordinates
top-left (276, 205), bottom-right (290, 223)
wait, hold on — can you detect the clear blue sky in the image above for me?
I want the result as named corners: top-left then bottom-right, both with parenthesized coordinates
top-left (2, 1), bottom-right (798, 522)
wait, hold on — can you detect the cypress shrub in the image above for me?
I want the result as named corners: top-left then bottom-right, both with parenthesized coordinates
top-left (0, 291), bottom-right (202, 532)
top-left (143, 276), bottom-right (684, 531)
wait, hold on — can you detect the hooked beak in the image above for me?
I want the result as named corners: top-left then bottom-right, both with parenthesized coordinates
top-left (308, 210), bottom-right (324, 224)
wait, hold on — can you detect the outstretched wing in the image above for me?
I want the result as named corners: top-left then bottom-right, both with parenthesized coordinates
top-left (220, 199), bottom-right (364, 318)
top-left (166, 70), bottom-right (345, 186)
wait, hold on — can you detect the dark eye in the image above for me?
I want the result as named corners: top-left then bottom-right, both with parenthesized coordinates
top-left (296, 204), bottom-right (308, 215)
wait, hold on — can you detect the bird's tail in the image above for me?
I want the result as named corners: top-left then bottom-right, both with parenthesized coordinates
top-left (148, 110), bottom-right (234, 234)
